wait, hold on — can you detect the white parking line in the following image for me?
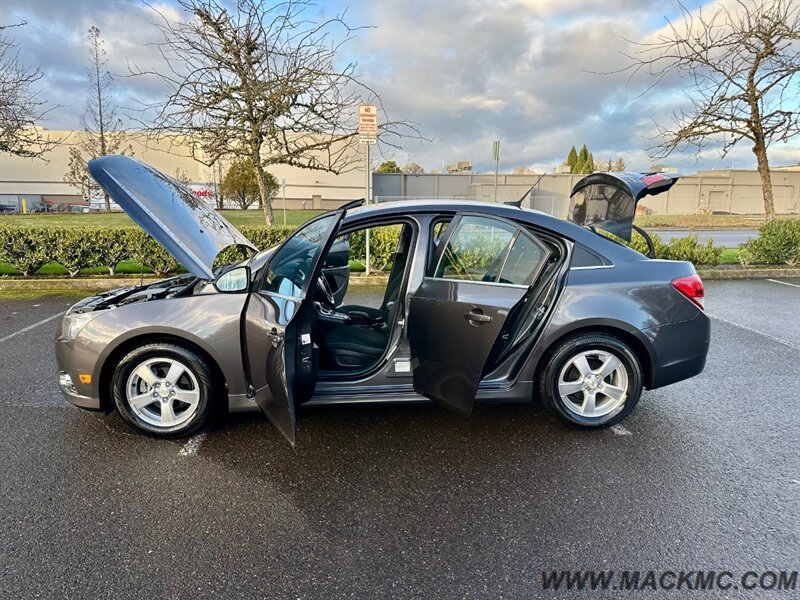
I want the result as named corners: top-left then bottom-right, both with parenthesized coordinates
top-left (0, 312), bottom-right (65, 345)
top-left (610, 424), bottom-right (632, 436)
top-left (178, 433), bottom-right (207, 456)
top-left (707, 314), bottom-right (800, 352)
top-left (766, 279), bottom-right (800, 289)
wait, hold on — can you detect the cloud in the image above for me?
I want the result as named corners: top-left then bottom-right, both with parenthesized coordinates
top-left (2, 0), bottom-right (177, 127)
top-left (2, 0), bottom-right (796, 174)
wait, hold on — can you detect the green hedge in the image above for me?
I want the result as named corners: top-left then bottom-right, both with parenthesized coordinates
top-left (348, 225), bottom-right (403, 271)
top-left (0, 225), bottom-right (299, 278)
top-left (738, 219), bottom-right (800, 266)
top-left (615, 230), bottom-right (723, 266)
top-left (10, 219), bottom-right (795, 278)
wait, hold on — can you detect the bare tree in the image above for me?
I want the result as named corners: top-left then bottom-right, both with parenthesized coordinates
top-left (132, 0), bottom-right (419, 225)
top-left (0, 22), bottom-right (58, 159)
top-left (613, 156), bottom-right (626, 172)
top-left (64, 27), bottom-right (133, 211)
top-left (626, 0), bottom-right (800, 220)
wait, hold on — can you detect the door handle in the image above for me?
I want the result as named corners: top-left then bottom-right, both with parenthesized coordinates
top-left (268, 328), bottom-right (283, 348)
top-left (465, 310), bottom-right (492, 323)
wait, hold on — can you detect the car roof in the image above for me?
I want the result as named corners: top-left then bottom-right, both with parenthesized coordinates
top-left (343, 199), bottom-right (601, 246)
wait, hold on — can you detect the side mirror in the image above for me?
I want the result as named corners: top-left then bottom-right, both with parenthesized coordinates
top-left (214, 266), bottom-right (251, 293)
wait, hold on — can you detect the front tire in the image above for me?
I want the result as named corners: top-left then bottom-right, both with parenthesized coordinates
top-left (538, 333), bottom-right (643, 428)
top-left (112, 343), bottom-right (215, 438)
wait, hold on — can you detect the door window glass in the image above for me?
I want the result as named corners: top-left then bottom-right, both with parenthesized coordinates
top-left (435, 216), bottom-right (515, 282)
top-left (261, 213), bottom-right (338, 297)
top-left (498, 232), bottom-right (546, 285)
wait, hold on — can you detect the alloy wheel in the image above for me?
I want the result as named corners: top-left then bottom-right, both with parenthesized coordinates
top-left (125, 357), bottom-right (201, 428)
top-left (557, 349), bottom-right (629, 418)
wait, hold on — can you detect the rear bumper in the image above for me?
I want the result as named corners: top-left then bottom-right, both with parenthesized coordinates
top-left (646, 311), bottom-right (711, 389)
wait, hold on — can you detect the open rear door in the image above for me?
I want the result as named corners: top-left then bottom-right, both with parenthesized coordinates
top-left (408, 213), bottom-right (550, 415)
top-left (567, 172), bottom-right (678, 241)
top-left (242, 210), bottom-right (348, 444)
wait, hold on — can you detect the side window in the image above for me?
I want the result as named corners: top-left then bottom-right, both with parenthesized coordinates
top-left (427, 217), bottom-right (452, 273)
top-left (498, 232), bottom-right (546, 285)
top-left (435, 216), bottom-right (515, 282)
top-left (570, 244), bottom-right (606, 268)
top-left (261, 213), bottom-right (338, 297)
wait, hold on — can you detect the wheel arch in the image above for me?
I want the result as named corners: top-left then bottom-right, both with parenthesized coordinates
top-left (534, 322), bottom-right (655, 390)
top-left (98, 333), bottom-right (229, 413)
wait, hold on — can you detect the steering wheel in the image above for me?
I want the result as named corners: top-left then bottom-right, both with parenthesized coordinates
top-left (316, 275), bottom-right (337, 308)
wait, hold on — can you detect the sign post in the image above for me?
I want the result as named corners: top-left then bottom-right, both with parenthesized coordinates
top-left (492, 140), bottom-right (500, 203)
top-left (281, 178), bottom-right (286, 226)
top-left (359, 105), bottom-right (378, 276)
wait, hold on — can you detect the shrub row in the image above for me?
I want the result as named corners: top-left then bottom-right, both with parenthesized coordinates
top-left (3, 220), bottom-right (796, 277)
top-left (622, 230), bottom-right (724, 265)
top-left (0, 224), bottom-right (399, 277)
top-left (0, 226), bottom-right (298, 277)
top-left (738, 219), bottom-right (800, 266)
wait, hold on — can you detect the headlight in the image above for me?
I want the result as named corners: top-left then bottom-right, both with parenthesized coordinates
top-left (61, 312), bottom-right (97, 341)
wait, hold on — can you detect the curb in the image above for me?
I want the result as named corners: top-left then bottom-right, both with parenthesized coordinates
top-left (696, 267), bottom-right (799, 280)
top-left (0, 274), bottom-right (390, 292)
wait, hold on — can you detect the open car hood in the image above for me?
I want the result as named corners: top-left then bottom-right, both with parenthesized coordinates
top-left (89, 155), bottom-right (256, 280)
top-left (567, 172), bottom-right (679, 241)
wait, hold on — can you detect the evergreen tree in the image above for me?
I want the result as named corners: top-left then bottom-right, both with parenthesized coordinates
top-left (566, 146), bottom-right (578, 171)
top-left (578, 144), bottom-right (589, 165)
top-left (587, 152), bottom-right (595, 173)
top-left (573, 156), bottom-right (585, 174)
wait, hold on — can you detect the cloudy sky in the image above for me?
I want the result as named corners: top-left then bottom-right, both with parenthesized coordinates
top-left (3, 0), bottom-right (799, 173)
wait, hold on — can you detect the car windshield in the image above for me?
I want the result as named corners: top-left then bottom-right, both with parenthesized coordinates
top-left (262, 213), bottom-right (339, 298)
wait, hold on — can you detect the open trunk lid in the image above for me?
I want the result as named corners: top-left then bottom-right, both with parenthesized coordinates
top-left (567, 172), bottom-right (679, 241)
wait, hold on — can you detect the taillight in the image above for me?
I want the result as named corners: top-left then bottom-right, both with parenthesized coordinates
top-left (671, 274), bottom-right (705, 310)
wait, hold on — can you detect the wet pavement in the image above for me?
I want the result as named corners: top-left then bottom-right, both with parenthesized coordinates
top-left (0, 279), bottom-right (798, 598)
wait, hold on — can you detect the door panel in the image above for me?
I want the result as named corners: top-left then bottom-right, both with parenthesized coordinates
top-left (243, 292), bottom-right (302, 444)
top-left (408, 279), bottom-right (527, 415)
top-left (241, 211), bottom-right (345, 444)
top-left (408, 213), bottom-right (550, 415)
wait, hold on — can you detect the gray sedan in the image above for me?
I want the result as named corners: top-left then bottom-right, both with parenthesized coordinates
top-left (55, 156), bottom-right (710, 444)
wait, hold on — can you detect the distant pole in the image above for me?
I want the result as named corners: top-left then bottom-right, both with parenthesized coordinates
top-left (365, 142), bottom-right (371, 276)
top-left (281, 178), bottom-right (286, 226)
top-left (493, 140), bottom-right (500, 202)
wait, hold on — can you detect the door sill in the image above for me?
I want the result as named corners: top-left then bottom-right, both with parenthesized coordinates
top-left (306, 389), bottom-right (425, 406)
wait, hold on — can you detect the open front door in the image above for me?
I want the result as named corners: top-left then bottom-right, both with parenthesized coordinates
top-left (242, 211), bottom-right (347, 444)
top-left (408, 214), bottom-right (551, 415)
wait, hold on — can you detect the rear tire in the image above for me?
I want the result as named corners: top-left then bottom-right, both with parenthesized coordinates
top-left (538, 333), bottom-right (642, 428)
top-left (112, 343), bottom-right (215, 438)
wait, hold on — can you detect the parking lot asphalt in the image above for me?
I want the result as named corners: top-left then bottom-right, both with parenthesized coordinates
top-left (0, 280), bottom-right (798, 598)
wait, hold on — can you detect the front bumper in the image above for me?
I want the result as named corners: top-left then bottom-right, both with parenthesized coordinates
top-left (55, 335), bottom-right (103, 411)
top-left (58, 371), bottom-right (102, 410)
